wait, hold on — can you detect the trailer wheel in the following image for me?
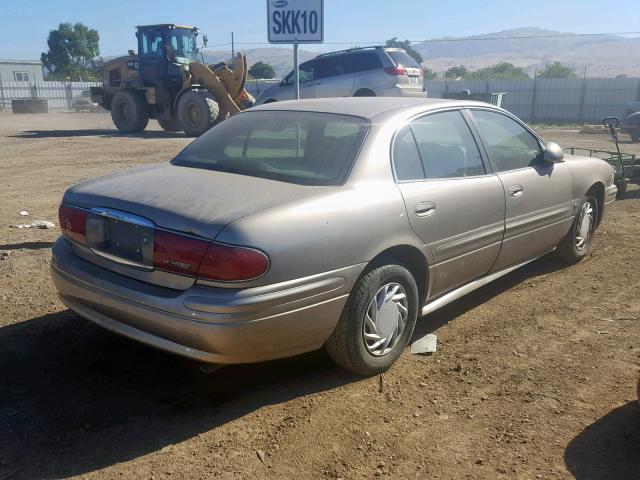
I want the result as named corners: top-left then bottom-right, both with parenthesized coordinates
top-left (110, 90), bottom-right (149, 133)
top-left (157, 117), bottom-right (181, 132)
top-left (176, 90), bottom-right (220, 136)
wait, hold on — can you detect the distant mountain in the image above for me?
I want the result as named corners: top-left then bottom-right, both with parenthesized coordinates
top-left (414, 27), bottom-right (640, 77)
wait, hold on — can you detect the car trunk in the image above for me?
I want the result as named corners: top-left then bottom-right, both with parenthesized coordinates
top-left (62, 163), bottom-right (327, 288)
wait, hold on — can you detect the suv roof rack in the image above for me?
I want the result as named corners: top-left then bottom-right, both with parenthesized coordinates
top-left (315, 46), bottom-right (385, 58)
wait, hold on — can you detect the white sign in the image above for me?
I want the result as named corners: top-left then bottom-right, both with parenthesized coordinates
top-left (267, 0), bottom-right (324, 44)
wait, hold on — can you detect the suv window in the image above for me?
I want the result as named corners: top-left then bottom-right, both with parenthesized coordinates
top-left (393, 126), bottom-right (425, 181)
top-left (386, 50), bottom-right (420, 68)
top-left (346, 52), bottom-right (383, 74)
top-left (315, 56), bottom-right (349, 79)
top-left (283, 60), bottom-right (317, 85)
top-left (471, 110), bottom-right (541, 172)
top-left (410, 111), bottom-right (485, 178)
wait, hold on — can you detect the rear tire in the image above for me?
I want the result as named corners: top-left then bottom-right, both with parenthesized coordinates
top-left (110, 90), bottom-right (149, 133)
top-left (325, 262), bottom-right (418, 376)
top-left (176, 90), bottom-right (219, 136)
top-left (554, 194), bottom-right (598, 264)
top-left (157, 117), bottom-right (181, 132)
top-left (354, 89), bottom-right (376, 97)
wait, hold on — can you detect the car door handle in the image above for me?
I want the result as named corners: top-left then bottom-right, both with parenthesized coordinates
top-left (414, 202), bottom-right (436, 217)
top-left (508, 185), bottom-right (524, 198)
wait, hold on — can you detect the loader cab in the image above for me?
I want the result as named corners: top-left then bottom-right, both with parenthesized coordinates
top-left (135, 24), bottom-right (199, 89)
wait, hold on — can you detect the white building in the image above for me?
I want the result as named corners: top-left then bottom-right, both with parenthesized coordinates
top-left (0, 60), bottom-right (44, 82)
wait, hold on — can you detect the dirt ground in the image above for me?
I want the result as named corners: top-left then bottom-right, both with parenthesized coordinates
top-left (0, 112), bottom-right (639, 480)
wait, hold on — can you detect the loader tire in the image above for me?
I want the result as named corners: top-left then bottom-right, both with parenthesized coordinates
top-left (157, 117), bottom-right (181, 132)
top-left (110, 90), bottom-right (149, 133)
top-left (177, 90), bottom-right (220, 136)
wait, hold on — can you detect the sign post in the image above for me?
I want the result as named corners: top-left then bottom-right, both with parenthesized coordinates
top-left (267, 0), bottom-right (324, 100)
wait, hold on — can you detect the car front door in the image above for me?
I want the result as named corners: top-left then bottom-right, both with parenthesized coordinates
top-left (393, 110), bottom-right (506, 298)
top-left (468, 108), bottom-right (574, 272)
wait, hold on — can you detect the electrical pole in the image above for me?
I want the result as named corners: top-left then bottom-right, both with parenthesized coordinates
top-left (294, 42), bottom-right (299, 100)
top-left (231, 32), bottom-right (235, 60)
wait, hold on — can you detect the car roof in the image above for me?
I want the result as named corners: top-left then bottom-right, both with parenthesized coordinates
top-left (249, 97), bottom-right (496, 120)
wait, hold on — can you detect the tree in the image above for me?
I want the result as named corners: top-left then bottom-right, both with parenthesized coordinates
top-left (422, 66), bottom-right (438, 80)
top-left (248, 61), bottom-right (276, 79)
top-left (385, 38), bottom-right (422, 64)
top-left (465, 62), bottom-right (529, 80)
top-left (537, 61), bottom-right (577, 79)
top-left (445, 65), bottom-right (468, 79)
top-left (41, 23), bottom-right (100, 80)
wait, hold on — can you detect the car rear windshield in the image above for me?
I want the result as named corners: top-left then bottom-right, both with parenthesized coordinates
top-left (172, 111), bottom-right (369, 186)
top-left (386, 50), bottom-right (420, 68)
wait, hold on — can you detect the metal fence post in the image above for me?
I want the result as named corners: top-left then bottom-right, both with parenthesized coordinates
top-left (0, 73), bottom-right (4, 111)
top-left (65, 82), bottom-right (72, 109)
top-left (531, 71), bottom-right (537, 122)
top-left (578, 67), bottom-right (587, 123)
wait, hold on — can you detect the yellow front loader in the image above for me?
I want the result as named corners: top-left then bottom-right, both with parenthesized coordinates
top-left (91, 24), bottom-right (254, 136)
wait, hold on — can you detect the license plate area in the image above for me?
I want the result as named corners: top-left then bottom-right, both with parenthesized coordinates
top-left (408, 76), bottom-right (419, 84)
top-left (86, 209), bottom-right (155, 270)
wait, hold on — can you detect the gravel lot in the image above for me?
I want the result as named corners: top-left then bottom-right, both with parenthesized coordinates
top-left (1, 112), bottom-right (639, 480)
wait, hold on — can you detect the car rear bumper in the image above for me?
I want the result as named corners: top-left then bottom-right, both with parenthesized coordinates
top-left (375, 85), bottom-right (427, 98)
top-left (51, 237), bottom-right (362, 364)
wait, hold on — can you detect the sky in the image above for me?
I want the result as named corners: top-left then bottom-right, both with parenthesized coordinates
top-left (1, 0), bottom-right (639, 60)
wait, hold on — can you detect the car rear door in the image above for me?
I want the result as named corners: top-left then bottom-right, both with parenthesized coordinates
top-left (467, 108), bottom-right (574, 272)
top-left (393, 109), bottom-right (506, 298)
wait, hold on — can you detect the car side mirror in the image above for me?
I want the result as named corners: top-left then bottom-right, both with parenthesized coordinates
top-left (543, 142), bottom-right (564, 163)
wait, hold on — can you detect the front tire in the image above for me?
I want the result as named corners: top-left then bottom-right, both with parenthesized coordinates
top-left (325, 262), bottom-right (418, 376)
top-left (176, 90), bottom-right (219, 136)
top-left (110, 90), bottom-right (149, 133)
top-left (554, 195), bottom-right (598, 264)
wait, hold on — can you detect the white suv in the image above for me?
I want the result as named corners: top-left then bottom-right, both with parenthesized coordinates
top-left (255, 47), bottom-right (426, 104)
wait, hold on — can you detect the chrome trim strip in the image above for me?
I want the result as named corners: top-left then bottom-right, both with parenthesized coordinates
top-left (91, 248), bottom-right (154, 271)
top-left (91, 207), bottom-right (156, 228)
top-left (421, 256), bottom-right (539, 316)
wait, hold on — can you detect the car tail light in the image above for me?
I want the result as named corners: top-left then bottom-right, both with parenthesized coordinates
top-left (197, 243), bottom-right (269, 282)
top-left (59, 204), bottom-right (88, 244)
top-left (153, 230), bottom-right (210, 276)
top-left (384, 66), bottom-right (407, 76)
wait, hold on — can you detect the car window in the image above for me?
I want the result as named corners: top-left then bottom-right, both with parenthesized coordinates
top-left (386, 50), bottom-right (420, 68)
top-left (393, 126), bottom-right (425, 181)
top-left (471, 110), bottom-right (542, 172)
top-left (173, 111), bottom-right (368, 186)
top-left (410, 111), bottom-right (485, 178)
top-left (347, 52), bottom-right (383, 73)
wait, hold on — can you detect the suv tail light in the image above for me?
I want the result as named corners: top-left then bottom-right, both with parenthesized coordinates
top-left (197, 243), bottom-right (269, 282)
top-left (59, 204), bottom-right (88, 245)
top-left (384, 66), bottom-right (407, 76)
